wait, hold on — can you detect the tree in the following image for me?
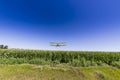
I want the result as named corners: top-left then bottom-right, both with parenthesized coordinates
top-left (0, 44), bottom-right (8, 49)
top-left (0, 45), bottom-right (4, 49)
top-left (4, 45), bottom-right (8, 49)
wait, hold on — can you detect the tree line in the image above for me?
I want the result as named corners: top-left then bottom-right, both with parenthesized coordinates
top-left (0, 45), bottom-right (8, 49)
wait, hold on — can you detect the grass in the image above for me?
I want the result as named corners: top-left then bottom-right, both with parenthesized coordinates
top-left (0, 49), bottom-right (120, 80)
top-left (0, 64), bottom-right (120, 80)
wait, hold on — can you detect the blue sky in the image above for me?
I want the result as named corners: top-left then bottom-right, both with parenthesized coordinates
top-left (0, 0), bottom-right (120, 51)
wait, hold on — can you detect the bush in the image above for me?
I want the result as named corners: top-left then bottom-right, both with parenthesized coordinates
top-left (111, 61), bottom-right (120, 68)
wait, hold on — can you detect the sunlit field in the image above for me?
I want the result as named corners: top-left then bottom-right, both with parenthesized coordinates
top-left (0, 49), bottom-right (120, 80)
top-left (0, 64), bottom-right (120, 80)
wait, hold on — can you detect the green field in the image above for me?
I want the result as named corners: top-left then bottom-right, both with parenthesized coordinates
top-left (0, 64), bottom-right (120, 80)
top-left (0, 49), bottom-right (120, 80)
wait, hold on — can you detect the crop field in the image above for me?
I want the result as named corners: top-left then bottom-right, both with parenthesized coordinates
top-left (0, 49), bottom-right (120, 80)
top-left (0, 49), bottom-right (120, 67)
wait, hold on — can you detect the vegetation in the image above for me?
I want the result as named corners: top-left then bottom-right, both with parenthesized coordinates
top-left (0, 64), bottom-right (120, 80)
top-left (0, 49), bottom-right (120, 67)
top-left (0, 44), bottom-right (8, 49)
top-left (0, 49), bottom-right (120, 80)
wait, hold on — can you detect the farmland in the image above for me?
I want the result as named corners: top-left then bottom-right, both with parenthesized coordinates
top-left (0, 49), bottom-right (120, 80)
top-left (0, 49), bottom-right (120, 67)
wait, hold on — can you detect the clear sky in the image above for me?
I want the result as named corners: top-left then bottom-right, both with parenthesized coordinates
top-left (0, 0), bottom-right (120, 51)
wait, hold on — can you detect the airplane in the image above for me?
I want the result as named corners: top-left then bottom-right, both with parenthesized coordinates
top-left (50, 42), bottom-right (67, 47)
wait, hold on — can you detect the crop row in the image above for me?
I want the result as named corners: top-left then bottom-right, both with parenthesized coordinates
top-left (0, 49), bottom-right (120, 67)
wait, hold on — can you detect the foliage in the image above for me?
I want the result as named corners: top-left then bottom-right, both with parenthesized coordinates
top-left (0, 45), bottom-right (8, 49)
top-left (111, 61), bottom-right (120, 68)
top-left (0, 49), bottom-right (120, 67)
